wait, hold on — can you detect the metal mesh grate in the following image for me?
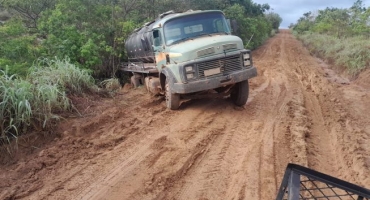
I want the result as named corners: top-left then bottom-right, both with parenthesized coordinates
top-left (276, 164), bottom-right (370, 200)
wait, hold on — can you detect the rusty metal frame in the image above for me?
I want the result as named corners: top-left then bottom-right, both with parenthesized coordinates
top-left (276, 163), bottom-right (370, 200)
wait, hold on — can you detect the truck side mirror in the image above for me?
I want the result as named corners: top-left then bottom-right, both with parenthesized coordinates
top-left (230, 19), bottom-right (239, 34)
top-left (227, 19), bottom-right (231, 31)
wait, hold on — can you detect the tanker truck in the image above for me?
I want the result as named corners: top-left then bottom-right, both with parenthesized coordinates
top-left (122, 10), bottom-right (257, 110)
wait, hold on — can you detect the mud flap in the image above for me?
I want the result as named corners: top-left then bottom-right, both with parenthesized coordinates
top-left (275, 164), bottom-right (370, 200)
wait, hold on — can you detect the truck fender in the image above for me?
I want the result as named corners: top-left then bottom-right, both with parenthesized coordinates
top-left (160, 68), bottom-right (177, 91)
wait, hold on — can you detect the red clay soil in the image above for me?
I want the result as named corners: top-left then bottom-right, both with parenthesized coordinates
top-left (1, 30), bottom-right (369, 200)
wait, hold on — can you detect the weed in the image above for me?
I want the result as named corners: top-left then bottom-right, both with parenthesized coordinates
top-left (296, 32), bottom-right (370, 76)
top-left (1, 58), bottom-right (97, 146)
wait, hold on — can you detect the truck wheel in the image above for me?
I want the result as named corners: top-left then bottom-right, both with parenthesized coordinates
top-left (231, 80), bottom-right (249, 106)
top-left (165, 80), bottom-right (180, 110)
top-left (131, 75), bottom-right (140, 88)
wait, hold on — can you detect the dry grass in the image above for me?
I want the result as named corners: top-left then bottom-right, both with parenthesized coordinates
top-left (295, 32), bottom-right (370, 76)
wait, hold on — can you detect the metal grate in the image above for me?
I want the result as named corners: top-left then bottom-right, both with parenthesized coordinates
top-left (197, 54), bottom-right (243, 79)
top-left (276, 164), bottom-right (370, 200)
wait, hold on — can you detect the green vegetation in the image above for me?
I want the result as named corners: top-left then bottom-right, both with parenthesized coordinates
top-left (0, 0), bottom-right (282, 78)
top-left (0, 58), bottom-right (96, 145)
top-left (296, 33), bottom-right (370, 75)
top-left (292, 0), bottom-right (370, 75)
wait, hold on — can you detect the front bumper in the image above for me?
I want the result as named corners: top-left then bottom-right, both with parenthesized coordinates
top-left (172, 66), bottom-right (257, 94)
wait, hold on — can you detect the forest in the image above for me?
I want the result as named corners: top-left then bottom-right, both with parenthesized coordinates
top-left (292, 0), bottom-right (370, 75)
top-left (0, 0), bottom-right (282, 146)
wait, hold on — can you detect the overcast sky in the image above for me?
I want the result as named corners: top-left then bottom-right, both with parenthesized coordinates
top-left (253, 0), bottom-right (370, 28)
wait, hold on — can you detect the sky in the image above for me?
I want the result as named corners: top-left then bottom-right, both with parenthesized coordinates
top-left (253, 0), bottom-right (370, 28)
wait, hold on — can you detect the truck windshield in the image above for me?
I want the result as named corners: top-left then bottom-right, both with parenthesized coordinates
top-left (163, 12), bottom-right (231, 46)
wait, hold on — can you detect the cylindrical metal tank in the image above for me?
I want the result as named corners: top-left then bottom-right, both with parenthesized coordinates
top-left (125, 11), bottom-right (176, 63)
top-left (125, 21), bottom-right (156, 63)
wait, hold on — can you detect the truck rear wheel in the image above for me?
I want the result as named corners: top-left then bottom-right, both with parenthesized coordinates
top-left (231, 80), bottom-right (249, 106)
top-left (165, 80), bottom-right (180, 110)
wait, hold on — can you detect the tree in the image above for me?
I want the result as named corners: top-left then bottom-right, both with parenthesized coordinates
top-left (3, 0), bottom-right (56, 29)
top-left (293, 12), bottom-right (315, 33)
top-left (349, 0), bottom-right (370, 36)
top-left (313, 8), bottom-right (350, 37)
top-left (265, 12), bottom-right (282, 30)
top-left (224, 3), bottom-right (272, 49)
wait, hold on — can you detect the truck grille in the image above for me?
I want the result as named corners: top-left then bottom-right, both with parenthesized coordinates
top-left (197, 55), bottom-right (243, 79)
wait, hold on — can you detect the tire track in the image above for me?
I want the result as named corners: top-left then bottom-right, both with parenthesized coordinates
top-left (15, 30), bottom-right (370, 200)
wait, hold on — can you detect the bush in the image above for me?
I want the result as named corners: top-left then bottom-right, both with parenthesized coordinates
top-left (224, 4), bottom-right (273, 50)
top-left (297, 32), bottom-right (370, 76)
top-left (0, 58), bottom-right (96, 145)
top-left (29, 57), bottom-right (96, 95)
top-left (0, 18), bottom-right (43, 76)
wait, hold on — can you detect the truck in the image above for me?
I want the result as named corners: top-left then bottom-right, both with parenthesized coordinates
top-left (122, 10), bottom-right (257, 110)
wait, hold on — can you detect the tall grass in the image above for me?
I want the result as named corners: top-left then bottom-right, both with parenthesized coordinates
top-left (295, 32), bottom-right (370, 76)
top-left (0, 71), bottom-right (33, 143)
top-left (30, 58), bottom-right (96, 94)
top-left (0, 58), bottom-right (96, 146)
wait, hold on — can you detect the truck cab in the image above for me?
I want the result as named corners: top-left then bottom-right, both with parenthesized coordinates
top-left (123, 10), bottom-right (257, 110)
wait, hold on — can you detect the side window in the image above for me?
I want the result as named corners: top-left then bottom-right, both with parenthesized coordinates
top-left (153, 29), bottom-right (162, 46)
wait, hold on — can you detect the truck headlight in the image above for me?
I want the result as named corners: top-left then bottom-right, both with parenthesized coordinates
top-left (185, 66), bottom-right (194, 72)
top-left (243, 53), bottom-right (252, 67)
top-left (185, 65), bottom-right (196, 80)
top-left (187, 73), bottom-right (194, 79)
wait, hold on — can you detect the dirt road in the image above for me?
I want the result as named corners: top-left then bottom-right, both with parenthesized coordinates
top-left (1, 30), bottom-right (370, 200)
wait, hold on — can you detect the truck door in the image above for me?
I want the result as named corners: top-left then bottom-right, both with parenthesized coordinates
top-left (152, 29), bottom-right (166, 70)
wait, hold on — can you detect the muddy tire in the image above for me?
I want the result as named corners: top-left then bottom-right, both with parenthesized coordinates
top-left (165, 79), bottom-right (180, 110)
top-left (131, 76), bottom-right (140, 88)
top-left (231, 80), bottom-right (249, 106)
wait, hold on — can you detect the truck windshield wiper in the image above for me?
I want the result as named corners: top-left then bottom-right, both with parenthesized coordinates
top-left (197, 32), bottom-right (229, 37)
top-left (170, 32), bottom-right (230, 45)
top-left (171, 37), bottom-right (192, 45)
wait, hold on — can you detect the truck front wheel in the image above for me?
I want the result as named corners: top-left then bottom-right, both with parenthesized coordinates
top-left (231, 80), bottom-right (249, 106)
top-left (165, 80), bottom-right (180, 110)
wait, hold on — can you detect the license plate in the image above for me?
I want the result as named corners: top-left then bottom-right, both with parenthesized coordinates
top-left (204, 67), bottom-right (221, 76)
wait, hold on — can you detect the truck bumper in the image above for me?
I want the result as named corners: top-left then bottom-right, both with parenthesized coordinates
top-left (172, 66), bottom-right (257, 94)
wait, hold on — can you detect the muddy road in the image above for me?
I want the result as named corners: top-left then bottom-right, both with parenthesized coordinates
top-left (1, 30), bottom-right (370, 200)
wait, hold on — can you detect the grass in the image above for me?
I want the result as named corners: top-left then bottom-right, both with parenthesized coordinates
top-left (295, 32), bottom-right (370, 76)
top-left (0, 58), bottom-right (97, 147)
top-left (99, 78), bottom-right (121, 92)
top-left (30, 58), bottom-right (96, 95)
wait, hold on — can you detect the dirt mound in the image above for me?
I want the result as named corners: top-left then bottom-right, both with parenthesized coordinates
top-left (354, 69), bottom-right (370, 89)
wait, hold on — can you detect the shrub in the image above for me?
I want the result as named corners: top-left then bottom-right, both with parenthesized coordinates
top-left (0, 69), bottom-right (67, 144)
top-left (29, 57), bottom-right (96, 95)
top-left (0, 58), bottom-right (96, 145)
top-left (296, 32), bottom-right (370, 76)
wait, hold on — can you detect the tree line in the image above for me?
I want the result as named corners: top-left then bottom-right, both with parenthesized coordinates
top-left (292, 0), bottom-right (370, 38)
top-left (0, 0), bottom-right (282, 78)
top-left (291, 0), bottom-right (370, 76)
